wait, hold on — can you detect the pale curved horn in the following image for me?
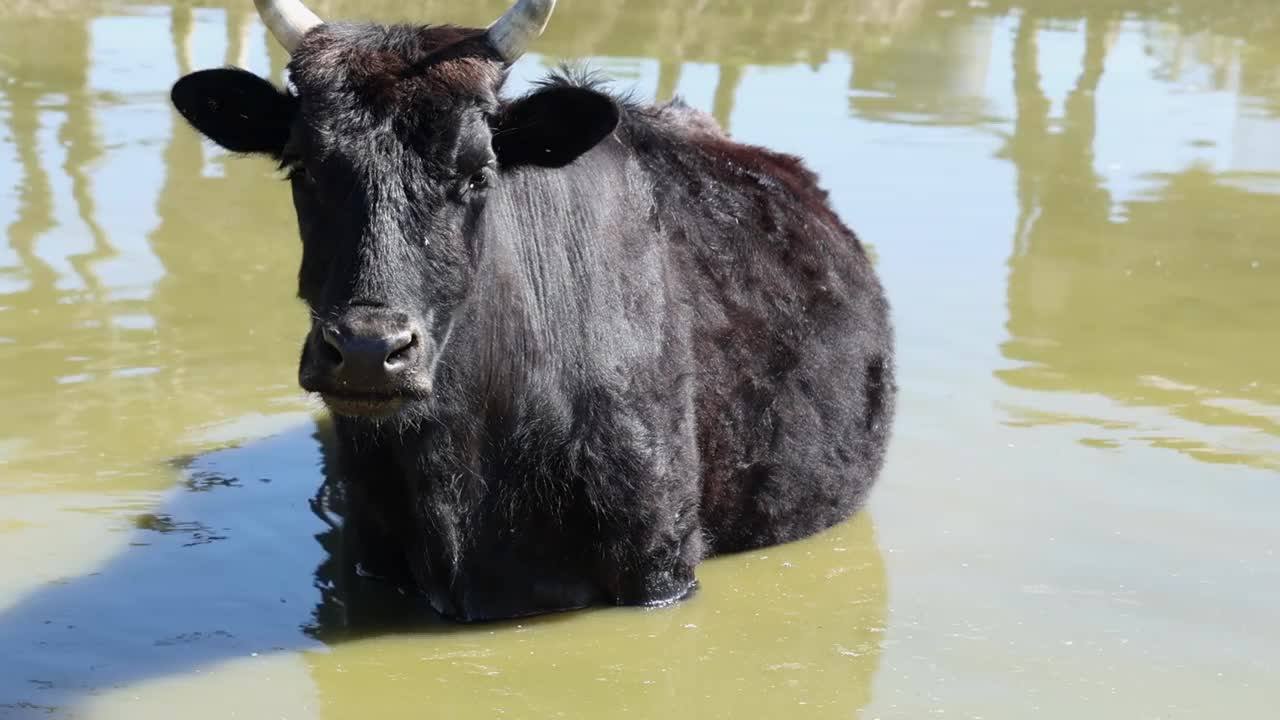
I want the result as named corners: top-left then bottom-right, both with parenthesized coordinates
top-left (254, 0), bottom-right (322, 54)
top-left (486, 0), bottom-right (556, 64)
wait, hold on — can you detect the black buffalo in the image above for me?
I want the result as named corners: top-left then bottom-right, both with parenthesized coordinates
top-left (170, 0), bottom-right (896, 621)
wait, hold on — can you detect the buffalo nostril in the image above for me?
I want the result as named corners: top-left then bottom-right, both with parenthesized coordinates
top-left (315, 322), bottom-right (417, 384)
top-left (320, 326), bottom-right (345, 367)
top-left (384, 331), bottom-right (417, 367)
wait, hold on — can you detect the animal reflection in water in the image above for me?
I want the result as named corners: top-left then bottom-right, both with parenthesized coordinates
top-left (169, 0), bottom-right (896, 621)
top-left (0, 419), bottom-right (888, 717)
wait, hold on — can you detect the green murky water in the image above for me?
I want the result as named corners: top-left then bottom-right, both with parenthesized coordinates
top-left (1, 1), bottom-right (1278, 717)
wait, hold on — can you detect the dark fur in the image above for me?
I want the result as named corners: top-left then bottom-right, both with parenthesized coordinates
top-left (170, 22), bottom-right (895, 621)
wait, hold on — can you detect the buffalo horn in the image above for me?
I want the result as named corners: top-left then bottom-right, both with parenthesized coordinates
top-left (487, 0), bottom-right (556, 64)
top-left (253, 0), bottom-right (323, 54)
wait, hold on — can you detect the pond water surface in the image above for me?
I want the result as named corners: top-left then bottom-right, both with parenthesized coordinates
top-left (1, 1), bottom-right (1278, 718)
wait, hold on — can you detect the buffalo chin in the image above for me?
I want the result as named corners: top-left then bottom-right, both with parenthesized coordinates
top-left (320, 393), bottom-right (408, 419)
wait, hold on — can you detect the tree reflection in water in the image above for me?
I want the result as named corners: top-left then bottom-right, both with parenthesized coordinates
top-left (996, 5), bottom-right (1280, 468)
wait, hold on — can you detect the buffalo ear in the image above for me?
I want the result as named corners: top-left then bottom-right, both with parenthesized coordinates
top-left (171, 68), bottom-right (296, 156)
top-left (493, 85), bottom-right (620, 169)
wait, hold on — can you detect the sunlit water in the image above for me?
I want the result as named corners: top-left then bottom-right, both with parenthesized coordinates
top-left (1, 1), bottom-right (1277, 718)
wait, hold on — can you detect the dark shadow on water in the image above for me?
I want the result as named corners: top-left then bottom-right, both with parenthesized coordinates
top-left (0, 419), bottom-right (328, 716)
top-left (0, 416), bottom-right (888, 717)
top-left (0, 418), bottom-right (548, 716)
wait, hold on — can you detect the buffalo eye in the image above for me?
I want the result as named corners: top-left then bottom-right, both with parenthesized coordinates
top-left (455, 164), bottom-right (495, 201)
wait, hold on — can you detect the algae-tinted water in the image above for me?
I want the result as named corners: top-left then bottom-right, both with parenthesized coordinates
top-left (1, 1), bottom-right (1277, 717)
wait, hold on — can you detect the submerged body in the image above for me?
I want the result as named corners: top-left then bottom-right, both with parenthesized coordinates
top-left (171, 1), bottom-right (895, 621)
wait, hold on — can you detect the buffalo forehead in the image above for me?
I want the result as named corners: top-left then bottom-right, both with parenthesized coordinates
top-left (290, 23), bottom-right (502, 112)
top-left (286, 24), bottom-right (502, 169)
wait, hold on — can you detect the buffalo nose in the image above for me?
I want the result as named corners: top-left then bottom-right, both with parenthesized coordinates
top-left (320, 324), bottom-right (417, 385)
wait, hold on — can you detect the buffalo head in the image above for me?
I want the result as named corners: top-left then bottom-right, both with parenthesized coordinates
top-left (170, 0), bottom-right (620, 420)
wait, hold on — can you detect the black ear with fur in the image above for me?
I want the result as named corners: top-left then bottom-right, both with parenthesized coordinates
top-left (493, 85), bottom-right (620, 169)
top-left (170, 68), bottom-right (296, 156)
